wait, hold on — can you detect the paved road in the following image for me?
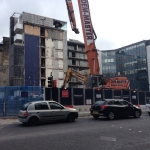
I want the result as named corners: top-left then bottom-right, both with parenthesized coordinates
top-left (0, 115), bottom-right (150, 150)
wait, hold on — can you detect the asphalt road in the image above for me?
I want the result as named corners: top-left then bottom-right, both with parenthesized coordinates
top-left (0, 115), bottom-right (150, 150)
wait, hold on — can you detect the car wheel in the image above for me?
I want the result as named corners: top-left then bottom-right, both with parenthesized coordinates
top-left (107, 111), bottom-right (115, 120)
top-left (67, 113), bottom-right (75, 122)
top-left (93, 115), bottom-right (99, 119)
top-left (134, 110), bottom-right (141, 118)
top-left (148, 112), bottom-right (150, 115)
top-left (28, 117), bottom-right (39, 126)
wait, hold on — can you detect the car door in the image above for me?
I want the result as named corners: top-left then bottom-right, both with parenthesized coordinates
top-left (121, 100), bottom-right (135, 116)
top-left (113, 100), bottom-right (125, 117)
top-left (34, 102), bottom-right (50, 122)
top-left (48, 102), bottom-right (67, 120)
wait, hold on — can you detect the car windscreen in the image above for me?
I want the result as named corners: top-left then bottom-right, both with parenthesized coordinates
top-left (21, 103), bottom-right (30, 110)
top-left (94, 100), bottom-right (106, 106)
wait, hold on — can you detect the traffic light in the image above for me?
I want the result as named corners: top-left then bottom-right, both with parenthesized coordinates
top-left (48, 76), bottom-right (53, 87)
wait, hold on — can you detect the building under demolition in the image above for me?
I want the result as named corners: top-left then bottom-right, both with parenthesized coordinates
top-left (9, 12), bottom-right (67, 87)
top-left (67, 39), bottom-right (89, 88)
top-left (0, 37), bottom-right (10, 86)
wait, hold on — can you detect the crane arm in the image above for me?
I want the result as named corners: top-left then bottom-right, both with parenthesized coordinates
top-left (62, 68), bottom-right (87, 88)
top-left (65, 0), bottom-right (99, 74)
top-left (65, 0), bottom-right (79, 34)
top-left (77, 0), bottom-right (100, 75)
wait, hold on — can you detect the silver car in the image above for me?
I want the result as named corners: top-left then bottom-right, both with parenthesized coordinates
top-left (18, 101), bottom-right (78, 126)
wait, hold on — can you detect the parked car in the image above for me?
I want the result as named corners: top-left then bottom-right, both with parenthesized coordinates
top-left (146, 100), bottom-right (150, 115)
top-left (18, 101), bottom-right (78, 125)
top-left (90, 99), bottom-right (142, 120)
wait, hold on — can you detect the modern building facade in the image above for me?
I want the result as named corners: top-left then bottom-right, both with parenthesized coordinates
top-left (0, 37), bottom-right (10, 86)
top-left (9, 12), bottom-right (67, 87)
top-left (67, 39), bottom-right (89, 88)
top-left (101, 40), bottom-right (150, 91)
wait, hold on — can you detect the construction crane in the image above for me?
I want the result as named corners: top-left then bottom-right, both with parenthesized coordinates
top-left (66, 0), bottom-right (99, 74)
top-left (63, 0), bottom-right (130, 90)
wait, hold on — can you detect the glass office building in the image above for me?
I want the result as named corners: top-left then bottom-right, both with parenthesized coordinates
top-left (101, 40), bottom-right (150, 91)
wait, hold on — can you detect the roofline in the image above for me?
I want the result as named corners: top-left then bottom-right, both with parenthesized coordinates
top-left (101, 39), bottom-right (149, 52)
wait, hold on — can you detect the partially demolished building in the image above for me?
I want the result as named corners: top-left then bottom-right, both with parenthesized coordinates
top-left (10, 12), bottom-right (67, 87)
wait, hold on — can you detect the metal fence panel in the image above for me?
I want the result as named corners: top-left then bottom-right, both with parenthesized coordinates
top-left (52, 88), bottom-right (58, 102)
top-left (45, 88), bottom-right (51, 100)
top-left (130, 91), bottom-right (138, 105)
top-left (73, 88), bottom-right (84, 105)
top-left (0, 87), bottom-right (5, 116)
top-left (139, 92), bottom-right (145, 105)
top-left (0, 86), bottom-right (44, 116)
top-left (60, 88), bottom-right (72, 105)
top-left (114, 90), bottom-right (122, 99)
top-left (85, 89), bottom-right (93, 105)
top-left (122, 90), bottom-right (130, 102)
top-left (104, 90), bottom-right (113, 99)
top-left (94, 89), bottom-right (103, 101)
top-left (146, 92), bottom-right (150, 103)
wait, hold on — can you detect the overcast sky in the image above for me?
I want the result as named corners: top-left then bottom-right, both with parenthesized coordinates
top-left (1, 0), bottom-right (150, 50)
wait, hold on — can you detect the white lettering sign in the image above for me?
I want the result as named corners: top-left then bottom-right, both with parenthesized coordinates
top-left (80, 0), bottom-right (93, 45)
top-left (96, 94), bottom-right (101, 98)
top-left (86, 99), bottom-right (91, 104)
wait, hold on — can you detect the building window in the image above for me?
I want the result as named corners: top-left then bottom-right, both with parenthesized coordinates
top-left (80, 53), bottom-right (84, 59)
top-left (68, 60), bottom-right (72, 65)
top-left (68, 46), bottom-right (74, 50)
top-left (111, 59), bottom-right (114, 62)
top-left (40, 19), bottom-right (44, 25)
top-left (72, 52), bottom-right (75, 57)
top-left (72, 60), bottom-right (76, 65)
top-left (78, 47), bottom-right (84, 51)
top-left (104, 59), bottom-right (108, 63)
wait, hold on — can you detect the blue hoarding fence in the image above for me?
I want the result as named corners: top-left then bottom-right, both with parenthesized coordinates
top-left (0, 86), bottom-right (44, 116)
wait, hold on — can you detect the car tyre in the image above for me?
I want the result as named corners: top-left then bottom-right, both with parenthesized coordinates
top-left (28, 116), bottom-right (39, 126)
top-left (107, 111), bottom-right (115, 120)
top-left (148, 112), bottom-right (150, 115)
top-left (67, 113), bottom-right (75, 122)
top-left (134, 110), bottom-right (141, 118)
top-left (93, 115), bottom-right (99, 119)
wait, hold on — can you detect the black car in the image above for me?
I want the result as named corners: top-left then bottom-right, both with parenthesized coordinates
top-left (90, 99), bottom-right (142, 120)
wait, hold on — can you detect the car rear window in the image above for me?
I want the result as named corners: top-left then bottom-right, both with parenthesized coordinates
top-left (21, 103), bottom-right (30, 110)
top-left (94, 100), bottom-right (106, 105)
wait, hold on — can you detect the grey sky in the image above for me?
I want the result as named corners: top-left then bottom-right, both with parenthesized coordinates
top-left (1, 0), bottom-right (150, 50)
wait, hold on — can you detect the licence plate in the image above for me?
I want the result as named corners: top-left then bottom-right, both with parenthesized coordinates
top-left (93, 111), bottom-right (98, 114)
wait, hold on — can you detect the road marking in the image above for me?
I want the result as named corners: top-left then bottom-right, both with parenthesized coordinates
top-left (138, 131), bottom-right (142, 133)
top-left (129, 129), bottom-right (132, 130)
top-left (100, 136), bottom-right (116, 142)
top-left (120, 127), bottom-right (122, 128)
